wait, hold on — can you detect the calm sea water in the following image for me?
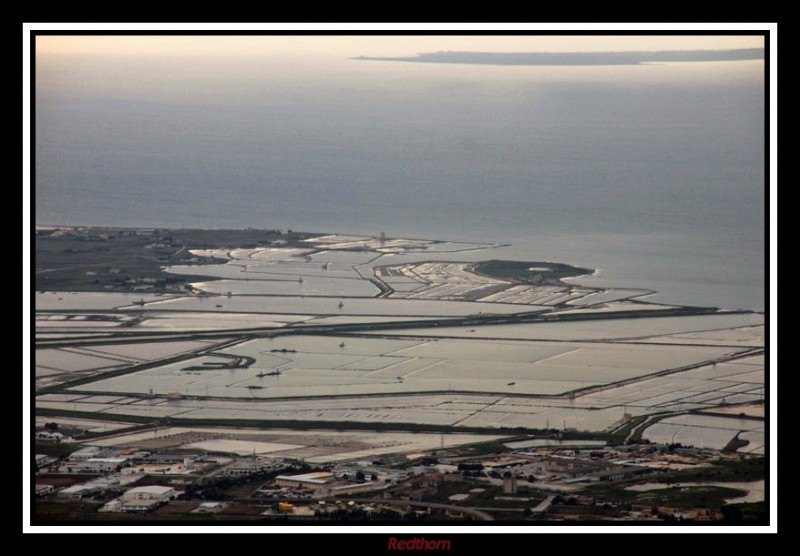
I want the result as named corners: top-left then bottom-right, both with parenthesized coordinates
top-left (34, 55), bottom-right (765, 310)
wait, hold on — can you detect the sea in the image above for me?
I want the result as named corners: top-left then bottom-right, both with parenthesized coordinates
top-left (33, 53), bottom-right (766, 311)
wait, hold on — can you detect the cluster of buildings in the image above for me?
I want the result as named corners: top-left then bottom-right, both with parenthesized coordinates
top-left (51, 469), bottom-right (145, 500)
top-left (55, 447), bottom-right (220, 476)
top-left (35, 430), bottom-right (73, 443)
top-left (34, 431), bottom-right (754, 521)
top-left (452, 444), bottom-right (724, 489)
top-left (37, 449), bottom-right (221, 503)
top-left (57, 446), bottom-right (142, 474)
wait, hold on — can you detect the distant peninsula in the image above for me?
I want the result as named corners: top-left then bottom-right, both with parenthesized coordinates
top-left (354, 48), bottom-right (764, 66)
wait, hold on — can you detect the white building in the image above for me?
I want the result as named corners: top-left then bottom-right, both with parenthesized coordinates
top-left (193, 501), bottom-right (226, 513)
top-left (36, 484), bottom-right (55, 496)
top-left (35, 431), bottom-right (66, 442)
top-left (35, 454), bottom-right (53, 469)
top-left (58, 484), bottom-right (101, 499)
top-left (122, 485), bottom-right (176, 502)
top-left (115, 485), bottom-right (176, 513)
top-left (223, 458), bottom-right (274, 476)
top-left (275, 472), bottom-right (335, 490)
top-left (68, 446), bottom-right (102, 462)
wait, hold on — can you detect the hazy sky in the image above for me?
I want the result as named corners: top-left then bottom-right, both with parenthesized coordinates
top-left (36, 35), bottom-right (764, 59)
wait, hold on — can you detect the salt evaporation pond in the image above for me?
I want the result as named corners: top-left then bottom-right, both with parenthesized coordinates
top-left (36, 291), bottom-right (177, 311)
top-left (139, 295), bottom-right (538, 317)
top-left (361, 313), bottom-right (764, 341)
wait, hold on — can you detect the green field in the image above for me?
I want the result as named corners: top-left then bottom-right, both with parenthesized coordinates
top-left (582, 482), bottom-right (748, 510)
top-left (35, 227), bottom-right (319, 293)
top-left (473, 259), bottom-right (593, 285)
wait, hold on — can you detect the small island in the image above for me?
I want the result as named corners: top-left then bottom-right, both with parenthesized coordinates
top-left (473, 259), bottom-right (593, 285)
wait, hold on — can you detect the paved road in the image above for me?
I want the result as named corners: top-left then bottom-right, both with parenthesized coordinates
top-left (530, 495), bottom-right (555, 514)
top-left (356, 498), bottom-right (494, 521)
top-left (35, 306), bottom-right (745, 349)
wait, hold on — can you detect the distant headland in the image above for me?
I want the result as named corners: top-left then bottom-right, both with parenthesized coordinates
top-left (354, 48), bottom-right (765, 66)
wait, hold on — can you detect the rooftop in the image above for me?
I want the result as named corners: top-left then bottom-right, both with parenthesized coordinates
top-left (59, 484), bottom-right (99, 494)
top-left (126, 485), bottom-right (175, 495)
top-left (275, 472), bottom-right (335, 485)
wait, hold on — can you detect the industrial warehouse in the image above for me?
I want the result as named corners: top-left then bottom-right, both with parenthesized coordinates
top-left (274, 472), bottom-right (385, 496)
